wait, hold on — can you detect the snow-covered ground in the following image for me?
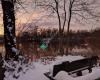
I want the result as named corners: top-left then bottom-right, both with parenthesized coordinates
top-left (4, 55), bottom-right (100, 80)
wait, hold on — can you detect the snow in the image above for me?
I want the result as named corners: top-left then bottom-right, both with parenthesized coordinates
top-left (54, 67), bottom-right (100, 80)
top-left (75, 67), bottom-right (100, 80)
top-left (55, 71), bottom-right (74, 80)
top-left (8, 19), bottom-right (12, 22)
top-left (55, 55), bottom-right (84, 63)
top-left (4, 55), bottom-right (100, 80)
top-left (13, 37), bottom-right (16, 43)
top-left (8, 27), bottom-right (13, 32)
top-left (11, 47), bottom-right (17, 53)
top-left (3, 61), bottom-right (13, 69)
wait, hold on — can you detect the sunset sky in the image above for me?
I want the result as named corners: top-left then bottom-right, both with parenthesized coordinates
top-left (0, 0), bottom-right (100, 35)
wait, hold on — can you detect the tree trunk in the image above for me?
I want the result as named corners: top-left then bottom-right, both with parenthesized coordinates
top-left (58, 31), bottom-right (64, 56)
top-left (66, 0), bottom-right (74, 55)
top-left (1, 0), bottom-right (17, 59)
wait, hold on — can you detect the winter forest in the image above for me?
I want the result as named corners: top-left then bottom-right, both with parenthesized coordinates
top-left (0, 0), bottom-right (100, 80)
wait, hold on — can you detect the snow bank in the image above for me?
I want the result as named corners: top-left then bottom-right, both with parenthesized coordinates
top-left (54, 67), bottom-right (100, 80)
top-left (75, 67), bottom-right (100, 80)
top-left (55, 71), bottom-right (74, 80)
top-left (56, 55), bottom-right (84, 62)
top-left (5, 55), bottom-right (100, 80)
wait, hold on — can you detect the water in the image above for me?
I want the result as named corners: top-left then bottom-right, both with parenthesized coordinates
top-left (0, 44), bottom-right (5, 56)
top-left (0, 43), bottom-right (97, 57)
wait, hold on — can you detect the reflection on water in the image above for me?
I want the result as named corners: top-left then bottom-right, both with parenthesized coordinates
top-left (17, 43), bottom-right (95, 57)
top-left (0, 44), bottom-right (5, 56)
top-left (0, 42), bottom-right (99, 57)
top-left (71, 47), bottom-right (94, 56)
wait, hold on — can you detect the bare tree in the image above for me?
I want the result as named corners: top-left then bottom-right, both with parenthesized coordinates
top-left (35, 0), bottom-right (67, 35)
top-left (35, 0), bottom-right (100, 55)
top-left (66, 0), bottom-right (100, 55)
top-left (34, 0), bottom-right (68, 55)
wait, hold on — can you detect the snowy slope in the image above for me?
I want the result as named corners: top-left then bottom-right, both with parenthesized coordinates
top-left (5, 55), bottom-right (100, 80)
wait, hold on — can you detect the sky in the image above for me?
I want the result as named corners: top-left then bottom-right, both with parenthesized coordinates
top-left (0, 0), bottom-right (100, 35)
top-left (0, 3), bottom-right (3, 35)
